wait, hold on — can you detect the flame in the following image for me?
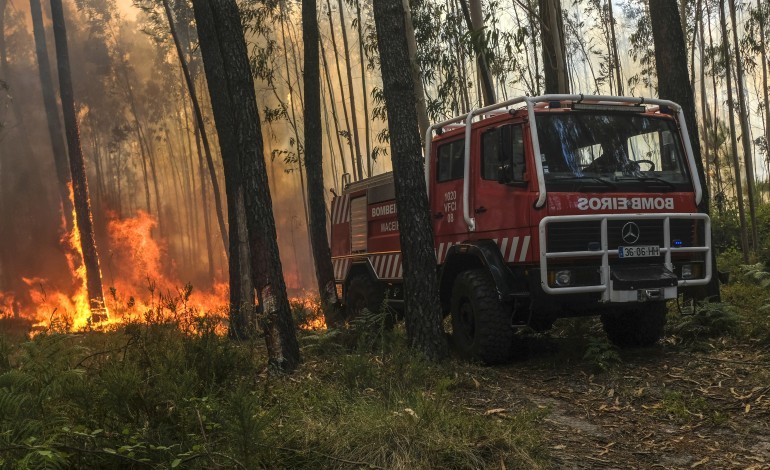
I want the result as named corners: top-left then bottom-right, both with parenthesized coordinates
top-left (291, 294), bottom-right (327, 331)
top-left (1, 213), bottom-right (326, 335)
top-left (1, 188), bottom-right (323, 336)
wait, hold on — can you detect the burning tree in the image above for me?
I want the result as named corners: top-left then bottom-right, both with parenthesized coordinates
top-left (50, 0), bottom-right (106, 320)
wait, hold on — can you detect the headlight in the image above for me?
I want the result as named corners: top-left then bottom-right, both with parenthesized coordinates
top-left (555, 270), bottom-right (573, 287)
top-left (681, 264), bottom-right (693, 279)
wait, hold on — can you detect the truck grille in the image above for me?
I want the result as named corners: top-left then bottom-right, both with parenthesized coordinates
top-left (547, 219), bottom-right (695, 252)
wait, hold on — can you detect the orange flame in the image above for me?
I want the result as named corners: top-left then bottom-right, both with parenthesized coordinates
top-left (1, 190), bottom-right (323, 335)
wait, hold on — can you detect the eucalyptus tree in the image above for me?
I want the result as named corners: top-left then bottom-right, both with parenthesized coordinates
top-left (159, 0), bottom-right (228, 261)
top-left (372, 0), bottom-right (448, 361)
top-left (539, 0), bottom-right (569, 93)
top-left (30, 0), bottom-right (72, 231)
top-left (649, 0), bottom-right (721, 299)
top-left (192, 0), bottom-right (300, 371)
top-left (728, 0), bottom-right (758, 249)
top-left (303, 0), bottom-right (340, 323)
top-left (718, 0), bottom-right (750, 259)
top-left (50, 0), bottom-right (106, 319)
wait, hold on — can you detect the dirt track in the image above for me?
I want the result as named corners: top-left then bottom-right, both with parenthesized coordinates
top-left (460, 338), bottom-right (770, 468)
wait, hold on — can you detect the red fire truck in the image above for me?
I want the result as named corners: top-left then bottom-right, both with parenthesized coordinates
top-left (330, 95), bottom-right (711, 363)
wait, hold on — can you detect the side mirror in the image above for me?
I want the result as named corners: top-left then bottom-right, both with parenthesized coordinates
top-left (498, 162), bottom-right (514, 184)
top-left (497, 125), bottom-right (527, 186)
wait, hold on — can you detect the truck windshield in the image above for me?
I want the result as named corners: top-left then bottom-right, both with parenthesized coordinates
top-left (535, 112), bottom-right (693, 193)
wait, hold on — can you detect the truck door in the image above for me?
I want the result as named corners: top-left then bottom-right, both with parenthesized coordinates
top-left (430, 137), bottom-right (469, 262)
top-left (471, 123), bottom-right (535, 263)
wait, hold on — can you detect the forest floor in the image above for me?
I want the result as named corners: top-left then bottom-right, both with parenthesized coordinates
top-left (455, 332), bottom-right (770, 469)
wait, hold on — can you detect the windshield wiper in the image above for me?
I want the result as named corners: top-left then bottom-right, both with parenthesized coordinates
top-left (548, 175), bottom-right (618, 190)
top-left (616, 176), bottom-right (678, 191)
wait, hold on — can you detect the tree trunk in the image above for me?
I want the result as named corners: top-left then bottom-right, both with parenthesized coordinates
top-left (192, 0), bottom-right (255, 338)
top-left (320, 37), bottom-right (348, 176)
top-left (372, 0), bottom-right (449, 361)
top-left (649, 0), bottom-right (720, 300)
top-left (355, 0), bottom-right (373, 173)
top-left (728, 0), bottom-right (758, 250)
top-left (698, 6), bottom-right (711, 201)
top-left (196, 0), bottom-right (300, 372)
top-left (162, 0), bottom-right (228, 258)
top-left (539, 0), bottom-right (568, 94)
top-left (607, 0), bottom-right (623, 95)
top-left (195, 121), bottom-right (216, 280)
top-left (706, 0), bottom-right (725, 214)
top-left (50, 0), bottom-right (106, 318)
top-left (718, 0), bottom-right (749, 259)
top-left (401, 0), bottom-right (430, 141)
top-left (325, 0), bottom-right (356, 179)
top-left (30, 0), bottom-right (73, 231)
top-left (336, 0), bottom-right (365, 178)
top-left (302, 0), bottom-right (340, 321)
top-left (759, 0), bottom-right (770, 203)
top-left (460, 0), bottom-right (496, 105)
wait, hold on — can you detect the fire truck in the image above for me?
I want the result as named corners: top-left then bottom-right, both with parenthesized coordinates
top-left (329, 94), bottom-right (711, 363)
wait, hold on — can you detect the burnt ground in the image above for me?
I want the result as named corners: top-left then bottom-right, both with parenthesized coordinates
top-left (456, 333), bottom-right (770, 469)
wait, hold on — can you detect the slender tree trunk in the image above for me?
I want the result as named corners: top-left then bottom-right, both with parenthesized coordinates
top-left (718, 0), bottom-right (749, 259)
top-left (460, 0), bottom-right (496, 105)
top-left (50, 0), bottom-right (105, 318)
top-left (325, 0), bottom-right (356, 179)
top-left (539, 0), bottom-right (569, 93)
top-left (607, 0), bottom-right (623, 95)
top-left (372, 0), bottom-right (449, 361)
top-left (30, 0), bottom-right (73, 231)
top-left (760, 0), bottom-right (770, 202)
top-left (162, 0), bottom-right (228, 257)
top-left (698, 6), bottom-right (711, 201)
top-left (195, 0), bottom-right (300, 371)
top-left (336, 0), bottom-right (365, 178)
top-left (303, 0), bottom-right (340, 323)
top-left (707, 0), bottom-right (724, 214)
top-left (728, 0), bottom-right (758, 250)
top-left (320, 38), bottom-right (348, 177)
top-left (194, 121), bottom-right (215, 280)
top-left (401, 0), bottom-right (430, 140)
top-left (649, 0), bottom-right (720, 300)
top-left (355, 0), bottom-right (373, 173)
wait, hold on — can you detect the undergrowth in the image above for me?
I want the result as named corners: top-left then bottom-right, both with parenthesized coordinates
top-left (0, 298), bottom-right (549, 469)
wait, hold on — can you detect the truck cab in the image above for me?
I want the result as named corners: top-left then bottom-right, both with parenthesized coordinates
top-left (330, 95), bottom-right (711, 363)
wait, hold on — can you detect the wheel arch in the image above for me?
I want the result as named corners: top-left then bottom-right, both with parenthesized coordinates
top-left (344, 260), bottom-right (378, 295)
top-left (438, 240), bottom-right (517, 313)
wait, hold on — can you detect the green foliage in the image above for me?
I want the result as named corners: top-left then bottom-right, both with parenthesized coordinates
top-left (737, 263), bottom-right (770, 289)
top-left (0, 307), bottom-right (548, 468)
top-left (667, 301), bottom-right (740, 343)
top-left (582, 338), bottom-right (622, 372)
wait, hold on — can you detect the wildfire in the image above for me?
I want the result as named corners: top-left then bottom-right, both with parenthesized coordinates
top-left (0, 201), bottom-right (326, 335)
top-left (291, 295), bottom-right (327, 331)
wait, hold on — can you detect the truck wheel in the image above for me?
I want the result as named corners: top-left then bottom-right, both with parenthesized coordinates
top-left (344, 274), bottom-right (386, 322)
top-left (450, 269), bottom-right (513, 364)
top-left (601, 302), bottom-right (668, 347)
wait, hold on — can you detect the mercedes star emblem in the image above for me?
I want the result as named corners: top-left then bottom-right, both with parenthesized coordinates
top-left (621, 222), bottom-right (640, 244)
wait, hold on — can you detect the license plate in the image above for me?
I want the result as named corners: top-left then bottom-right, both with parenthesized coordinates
top-left (618, 245), bottom-right (660, 258)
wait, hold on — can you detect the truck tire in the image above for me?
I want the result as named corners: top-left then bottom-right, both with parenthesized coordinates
top-left (601, 302), bottom-right (667, 347)
top-left (344, 274), bottom-right (386, 322)
top-left (450, 269), bottom-right (513, 364)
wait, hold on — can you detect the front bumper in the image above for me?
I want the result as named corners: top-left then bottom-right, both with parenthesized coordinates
top-left (538, 213), bottom-right (711, 303)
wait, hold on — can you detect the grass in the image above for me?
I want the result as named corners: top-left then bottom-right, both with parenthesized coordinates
top-left (2, 249), bottom-right (769, 468)
top-left (0, 306), bottom-right (550, 469)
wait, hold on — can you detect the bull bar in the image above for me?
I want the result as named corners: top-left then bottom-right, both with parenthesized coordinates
top-left (538, 213), bottom-right (711, 302)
